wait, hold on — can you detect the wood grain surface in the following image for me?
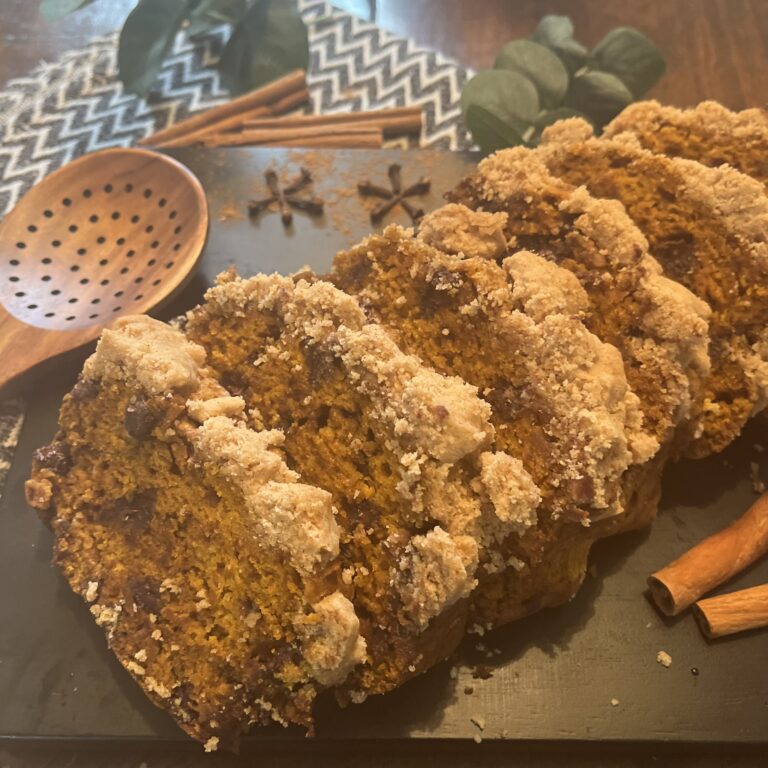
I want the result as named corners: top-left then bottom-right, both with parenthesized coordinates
top-left (1, 744), bottom-right (764, 768)
top-left (2, 2), bottom-right (767, 767)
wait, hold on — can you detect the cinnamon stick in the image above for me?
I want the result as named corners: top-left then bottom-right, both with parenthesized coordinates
top-left (202, 125), bottom-right (383, 149)
top-left (260, 133), bottom-right (383, 149)
top-left (694, 583), bottom-right (768, 638)
top-left (155, 87), bottom-right (310, 149)
top-left (138, 69), bottom-right (306, 146)
top-left (648, 493), bottom-right (768, 616)
top-left (242, 106), bottom-right (423, 136)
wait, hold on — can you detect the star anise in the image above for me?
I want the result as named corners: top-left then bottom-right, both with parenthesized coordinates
top-left (358, 163), bottom-right (431, 224)
top-left (248, 167), bottom-right (324, 227)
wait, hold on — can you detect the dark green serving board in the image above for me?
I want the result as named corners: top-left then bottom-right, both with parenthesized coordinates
top-left (1, 149), bottom-right (766, 748)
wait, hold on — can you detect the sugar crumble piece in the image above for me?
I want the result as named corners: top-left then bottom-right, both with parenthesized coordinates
top-left (244, 611), bottom-right (261, 628)
top-left (125, 660), bottom-right (146, 676)
top-left (84, 581), bottom-right (99, 603)
top-left (204, 736), bottom-right (219, 752)
top-left (159, 577), bottom-right (181, 594)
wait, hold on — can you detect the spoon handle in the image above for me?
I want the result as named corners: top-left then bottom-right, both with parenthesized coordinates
top-left (0, 308), bottom-right (95, 395)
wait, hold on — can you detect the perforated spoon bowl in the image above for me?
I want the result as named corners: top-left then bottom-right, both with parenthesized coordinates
top-left (0, 147), bottom-right (208, 393)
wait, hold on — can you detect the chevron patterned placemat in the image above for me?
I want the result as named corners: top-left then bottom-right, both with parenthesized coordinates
top-left (0, 0), bottom-right (473, 498)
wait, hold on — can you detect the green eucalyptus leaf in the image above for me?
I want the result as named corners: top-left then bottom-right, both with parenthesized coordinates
top-left (494, 39), bottom-right (568, 108)
top-left (307, 14), bottom-right (337, 26)
top-left (187, 0), bottom-right (248, 37)
top-left (531, 14), bottom-right (588, 74)
top-left (461, 69), bottom-right (540, 137)
top-left (118, 0), bottom-right (189, 96)
top-left (219, 0), bottom-right (309, 95)
top-left (592, 26), bottom-right (666, 97)
top-left (531, 14), bottom-right (574, 45)
top-left (465, 104), bottom-right (526, 154)
top-left (40, 0), bottom-right (98, 21)
top-left (550, 37), bottom-right (589, 75)
top-left (564, 70), bottom-right (633, 128)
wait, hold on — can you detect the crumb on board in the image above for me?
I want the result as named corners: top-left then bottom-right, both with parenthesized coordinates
top-left (470, 715), bottom-right (486, 731)
top-left (204, 736), bottom-right (219, 752)
top-left (473, 734), bottom-right (483, 744)
top-left (471, 664), bottom-right (495, 680)
top-left (216, 203), bottom-right (244, 223)
top-left (611, 697), bottom-right (620, 707)
top-left (656, 650), bottom-right (672, 668)
top-left (749, 461), bottom-right (765, 493)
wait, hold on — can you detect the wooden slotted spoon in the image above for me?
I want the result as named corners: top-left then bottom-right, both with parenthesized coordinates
top-left (0, 148), bottom-right (208, 393)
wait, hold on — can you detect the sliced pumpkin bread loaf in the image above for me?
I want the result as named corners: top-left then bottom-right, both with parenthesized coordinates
top-left (605, 100), bottom-right (768, 189)
top-left (444, 147), bottom-right (711, 464)
top-left (537, 118), bottom-right (768, 457)
top-left (184, 274), bottom-right (540, 700)
top-left (25, 316), bottom-right (366, 749)
top-left (330, 226), bottom-right (656, 626)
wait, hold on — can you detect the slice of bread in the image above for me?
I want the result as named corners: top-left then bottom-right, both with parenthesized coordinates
top-left (605, 100), bottom-right (768, 189)
top-left (25, 316), bottom-right (365, 749)
top-left (330, 225), bottom-right (655, 626)
top-left (538, 118), bottom-right (768, 457)
top-left (444, 147), bottom-right (711, 460)
top-left (184, 274), bottom-right (539, 699)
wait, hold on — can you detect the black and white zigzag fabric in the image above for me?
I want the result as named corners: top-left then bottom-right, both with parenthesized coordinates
top-left (0, 0), bottom-right (474, 497)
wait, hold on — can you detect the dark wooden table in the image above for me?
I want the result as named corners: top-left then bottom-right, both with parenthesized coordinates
top-left (1, 2), bottom-right (767, 767)
top-left (2, 0), bottom-right (767, 109)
